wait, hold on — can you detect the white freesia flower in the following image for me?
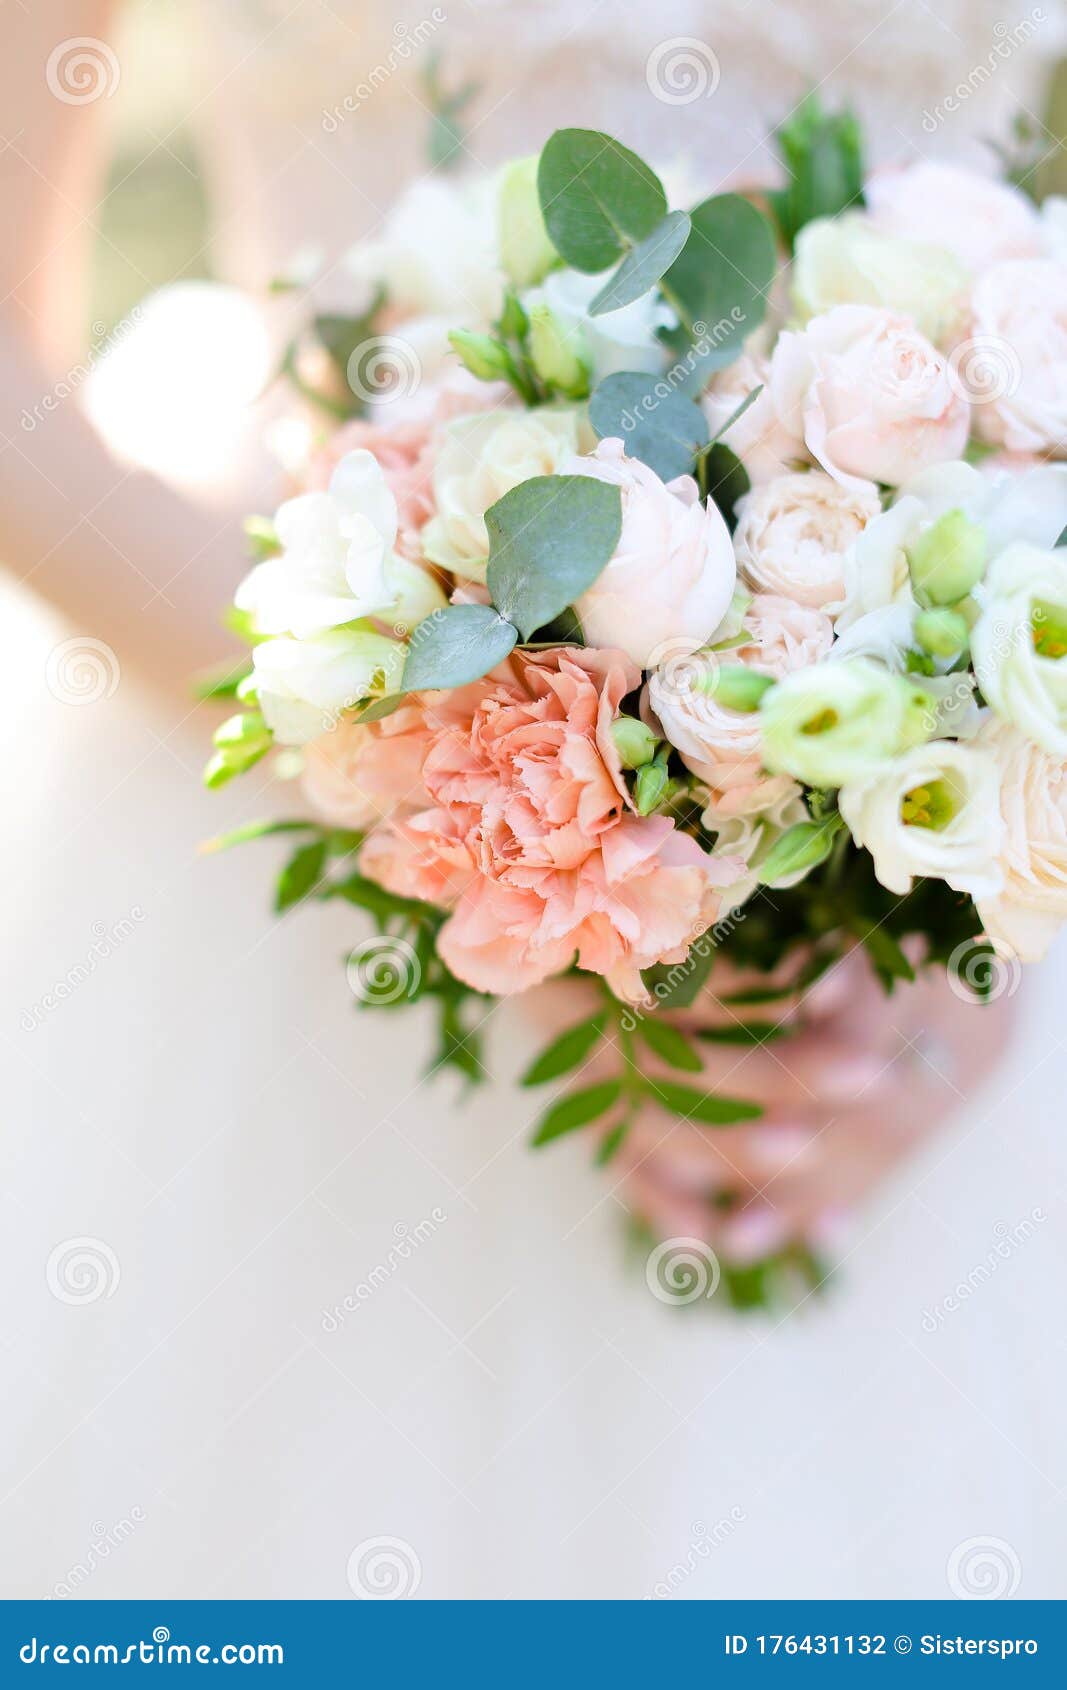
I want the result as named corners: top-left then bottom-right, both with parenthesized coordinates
top-left (975, 716), bottom-right (1067, 962)
top-left (967, 260), bottom-right (1067, 458)
top-left (793, 214), bottom-right (968, 346)
top-left (236, 450), bottom-right (445, 639)
top-left (971, 542), bottom-right (1067, 756)
top-left (421, 408), bottom-right (587, 581)
top-left (343, 176), bottom-right (502, 325)
top-left (251, 628), bottom-right (405, 746)
top-left (531, 266), bottom-right (674, 383)
top-left (569, 439), bottom-right (736, 669)
top-left (840, 740), bottom-right (1003, 898)
top-left (733, 471), bottom-right (881, 612)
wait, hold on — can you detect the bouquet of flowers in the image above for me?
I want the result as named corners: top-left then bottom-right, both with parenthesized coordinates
top-left (203, 98), bottom-right (1067, 1304)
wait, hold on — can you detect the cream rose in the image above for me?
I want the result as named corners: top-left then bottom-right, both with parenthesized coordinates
top-left (965, 260), bottom-right (1067, 458)
top-left (769, 306), bottom-right (971, 490)
top-left (971, 541), bottom-right (1067, 756)
top-left (647, 593), bottom-right (831, 788)
top-left (975, 717), bottom-right (1067, 962)
top-left (702, 352), bottom-right (806, 484)
top-left (839, 739), bottom-right (1004, 898)
top-left (865, 163), bottom-right (1043, 273)
top-left (792, 214), bottom-right (968, 346)
top-left (733, 470), bottom-right (881, 612)
top-left (567, 438), bottom-right (737, 668)
top-left (420, 408), bottom-right (587, 581)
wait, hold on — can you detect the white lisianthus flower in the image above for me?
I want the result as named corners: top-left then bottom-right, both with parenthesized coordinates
top-left (793, 214), bottom-right (968, 346)
top-left (733, 470), bottom-right (881, 612)
top-left (702, 352), bottom-right (806, 484)
top-left (702, 777), bottom-right (811, 912)
top-left (566, 439), bottom-right (736, 669)
top-left (236, 450), bottom-right (445, 639)
top-left (966, 260), bottom-right (1067, 458)
top-left (975, 717), bottom-right (1067, 962)
top-left (530, 266), bottom-right (674, 383)
top-left (827, 604), bottom-right (979, 740)
top-left (769, 305), bottom-right (970, 490)
top-left (251, 628), bottom-right (405, 745)
top-left (839, 740), bottom-right (1004, 898)
top-left (759, 658), bottom-right (935, 787)
top-left (421, 408), bottom-right (587, 581)
top-left (865, 163), bottom-right (1043, 273)
top-left (971, 542), bottom-right (1067, 757)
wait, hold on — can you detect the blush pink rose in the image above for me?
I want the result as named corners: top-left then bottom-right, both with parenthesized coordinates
top-left (769, 305), bottom-right (971, 489)
top-left (359, 647), bottom-right (742, 999)
top-left (865, 163), bottom-right (1042, 273)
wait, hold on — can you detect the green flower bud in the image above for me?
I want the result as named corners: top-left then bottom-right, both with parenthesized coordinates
top-left (527, 304), bottom-right (591, 399)
top-left (498, 156), bottom-right (557, 287)
top-left (913, 607), bottom-right (969, 659)
top-left (697, 665), bottom-right (775, 713)
top-left (635, 749), bottom-right (670, 815)
top-left (204, 711), bottom-right (272, 788)
top-left (447, 330), bottom-right (515, 384)
top-left (498, 287), bottom-right (529, 342)
top-left (611, 716), bottom-right (658, 769)
top-left (755, 816), bottom-right (842, 886)
top-left (906, 509), bottom-right (988, 607)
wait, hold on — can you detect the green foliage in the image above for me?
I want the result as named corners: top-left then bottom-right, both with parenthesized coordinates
top-left (767, 93), bottom-right (865, 251)
top-left (275, 839), bottom-right (329, 912)
top-left (531, 1079), bottom-right (624, 1145)
top-left (589, 372), bottom-right (708, 480)
top-left (661, 194), bottom-right (776, 360)
top-left (486, 476), bottom-right (622, 640)
top-left (589, 210), bottom-right (691, 315)
top-left (537, 129), bottom-right (667, 272)
top-left (521, 1014), bottom-right (606, 1085)
top-left (420, 52), bottom-right (479, 171)
top-left (401, 604), bottom-right (518, 691)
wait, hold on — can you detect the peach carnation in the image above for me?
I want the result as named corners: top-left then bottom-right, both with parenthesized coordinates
top-left (357, 648), bottom-right (742, 999)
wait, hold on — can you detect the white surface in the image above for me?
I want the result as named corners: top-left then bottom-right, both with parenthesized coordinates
top-left (3, 584), bottom-right (1067, 1600)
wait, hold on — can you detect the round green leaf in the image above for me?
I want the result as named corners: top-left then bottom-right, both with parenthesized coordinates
top-left (588, 210), bottom-right (691, 316)
top-left (664, 194), bottom-right (776, 368)
top-left (537, 129), bottom-right (667, 273)
top-left (401, 604), bottom-right (517, 692)
top-left (589, 372), bottom-right (708, 481)
top-left (485, 475), bottom-right (622, 641)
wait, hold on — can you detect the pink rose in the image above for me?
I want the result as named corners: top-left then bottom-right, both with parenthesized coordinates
top-left (702, 352), bottom-right (807, 484)
top-left (733, 470), bottom-right (882, 610)
top-left (770, 305), bottom-right (970, 489)
top-left (359, 648), bottom-right (742, 999)
top-left (567, 438), bottom-right (736, 667)
top-left (865, 163), bottom-right (1043, 273)
top-left (964, 260), bottom-right (1067, 457)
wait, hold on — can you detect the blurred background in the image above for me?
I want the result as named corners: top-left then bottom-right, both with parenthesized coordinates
top-left (3, 0), bottom-right (1067, 1601)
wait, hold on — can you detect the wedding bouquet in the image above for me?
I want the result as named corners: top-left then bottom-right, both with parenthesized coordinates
top-left (203, 98), bottom-right (1067, 1298)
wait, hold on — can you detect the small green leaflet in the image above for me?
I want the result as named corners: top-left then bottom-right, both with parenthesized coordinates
top-left (401, 604), bottom-right (518, 692)
top-left (275, 839), bottom-right (328, 912)
top-left (485, 476), bottom-right (622, 641)
top-left (521, 1013), bottom-right (606, 1085)
top-left (641, 936), bottom-right (715, 1010)
top-left (755, 818), bottom-right (842, 886)
top-left (637, 1019), bottom-right (702, 1072)
top-left (1057, 524), bottom-right (1067, 547)
top-left (589, 372), bottom-right (709, 481)
top-left (531, 1079), bottom-right (623, 1145)
top-left (647, 1080), bottom-right (763, 1125)
top-left (537, 129), bottom-right (667, 272)
top-left (588, 210), bottom-right (691, 316)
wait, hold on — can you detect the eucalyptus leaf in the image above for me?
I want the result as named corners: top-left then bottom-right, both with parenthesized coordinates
top-left (402, 604), bottom-right (518, 692)
top-left (537, 129), bottom-right (667, 272)
top-left (589, 372), bottom-right (708, 481)
top-left (1057, 524), bottom-right (1067, 547)
top-left (663, 194), bottom-right (776, 368)
top-left (485, 476), bottom-right (622, 641)
top-left (588, 210), bottom-right (691, 315)
top-left (700, 443), bottom-right (750, 530)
